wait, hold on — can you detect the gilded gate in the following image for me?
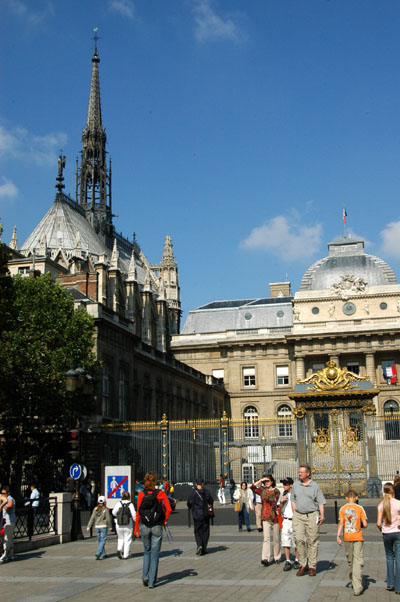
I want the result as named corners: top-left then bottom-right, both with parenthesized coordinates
top-left (290, 360), bottom-right (379, 497)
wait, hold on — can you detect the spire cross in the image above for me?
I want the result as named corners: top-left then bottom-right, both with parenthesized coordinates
top-left (92, 27), bottom-right (101, 53)
top-left (56, 152), bottom-right (66, 195)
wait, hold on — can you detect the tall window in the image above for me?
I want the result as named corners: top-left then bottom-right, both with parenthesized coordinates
top-left (244, 406), bottom-right (259, 439)
top-left (212, 369), bottom-right (224, 382)
top-left (347, 362), bottom-right (360, 375)
top-left (384, 400), bottom-right (400, 440)
top-left (276, 365), bottom-right (289, 386)
top-left (119, 367), bottom-right (128, 420)
top-left (277, 404), bottom-right (293, 437)
top-left (312, 363), bottom-right (325, 373)
top-left (242, 367), bottom-right (256, 388)
top-left (102, 364), bottom-right (111, 417)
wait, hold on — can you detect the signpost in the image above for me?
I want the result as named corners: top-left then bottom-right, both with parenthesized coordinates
top-left (101, 465), bottom-right (136, 510)
top-left (69, 463), bottom-right (87, 541)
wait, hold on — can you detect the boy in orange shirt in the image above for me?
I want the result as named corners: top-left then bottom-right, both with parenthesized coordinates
top-left (337, 490), bottom-right (368, 596)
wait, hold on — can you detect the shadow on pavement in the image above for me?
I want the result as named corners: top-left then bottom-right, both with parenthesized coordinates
top-left (15, 551), bottom-right (44, 561)
top-left (316, 560), bottom-right (337, 573)
top-left (205, 545), bottom-right (228, 554)
top-left (157, 569), bottom-right (198, 585)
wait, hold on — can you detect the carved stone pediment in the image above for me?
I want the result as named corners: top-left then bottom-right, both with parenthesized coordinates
top-left (330, 274), bottom-right (367, 298)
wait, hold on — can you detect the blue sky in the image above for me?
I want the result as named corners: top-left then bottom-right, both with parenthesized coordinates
top-left (2, 0), bottom-right (400, 319)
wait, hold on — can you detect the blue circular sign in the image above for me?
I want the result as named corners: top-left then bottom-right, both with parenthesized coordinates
top-left (69, 463), bottom-right (82, 480)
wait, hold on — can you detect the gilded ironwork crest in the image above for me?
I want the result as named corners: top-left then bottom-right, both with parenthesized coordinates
top-left (297, 360), bottom-right (369, 392)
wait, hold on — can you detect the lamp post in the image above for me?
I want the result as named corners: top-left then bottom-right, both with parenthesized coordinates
top-left (65, 368), bottom-right (92, 541)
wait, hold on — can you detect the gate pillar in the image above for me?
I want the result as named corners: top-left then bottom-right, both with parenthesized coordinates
top-left (160, 413), bottom-right (169, 482)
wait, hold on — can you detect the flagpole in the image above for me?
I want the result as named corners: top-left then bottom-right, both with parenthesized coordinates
top-left (342, 202), bottom-right (347, 238)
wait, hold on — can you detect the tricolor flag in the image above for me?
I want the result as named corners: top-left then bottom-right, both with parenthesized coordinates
top-left (343, 205), bottom-right (347, 225)
top-left (383, 364), bottom-right (397, 384)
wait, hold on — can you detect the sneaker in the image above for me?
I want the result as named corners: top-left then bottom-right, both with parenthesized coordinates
top-left (283, 561), bottom-right (292, 571)
top-left (293, 560), bottom-right (300, 569)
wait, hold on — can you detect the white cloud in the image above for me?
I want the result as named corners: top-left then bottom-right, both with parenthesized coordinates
top-left (0, 125), bottom-right (67, 167)
top-left (109, 0), bottom-right (135, 19)
top-left (380, 220), bottom-right (400, 258)
top-left (193, 0), bottom-right (242, 43)
top-left (0, 178), bottom-right (18, 199)
top-left (241, 215), bottom-right (323, 261)
top-left (7, 0), bottom-right (54, 26)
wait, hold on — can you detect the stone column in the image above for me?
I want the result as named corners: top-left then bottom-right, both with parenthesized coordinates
top-left (365, 353), bottom-right (376, 384)
top-left (52, 492), bottom-right (73, 543)
top-left (295, 357), bottom-right (305, 381)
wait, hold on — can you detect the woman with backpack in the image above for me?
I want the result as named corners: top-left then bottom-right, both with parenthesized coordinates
top-left (86, 495), bottom-right (112, 559)
top-left (112, 491), bottom-right (136, 559)
top-left (134, 472), bottom-right (171, 589)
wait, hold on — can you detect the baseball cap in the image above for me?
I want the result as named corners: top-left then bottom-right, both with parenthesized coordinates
top-left (280, 477), bottom-right (294, 485)
top-left (195, 478), bottom-right (204, 485)
top-left (98, 495), bottom-right (106, 503)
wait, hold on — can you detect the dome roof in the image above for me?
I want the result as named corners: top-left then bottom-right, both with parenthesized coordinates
top-left (300, 237), bottom-right (397, 291)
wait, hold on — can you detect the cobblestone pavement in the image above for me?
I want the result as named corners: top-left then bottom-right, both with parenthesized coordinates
top-left (0, 523), bottom-right (392, 602)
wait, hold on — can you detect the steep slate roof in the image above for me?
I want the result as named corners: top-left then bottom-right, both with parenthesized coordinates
top-left (19, 194), bottom-right (148, 284)
top-left (182, 297), bottom-right (293, 334)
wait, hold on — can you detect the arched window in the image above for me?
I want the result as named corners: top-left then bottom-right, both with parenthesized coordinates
top-left (244, 406), bottom-right (259, 439)
top-left (277, 404), bottom-right (293, 437)
top-left (384, 400), bottom-right (400, 440)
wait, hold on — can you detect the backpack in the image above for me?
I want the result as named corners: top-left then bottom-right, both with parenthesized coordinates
top-left (116, 502), bottom-right (132, 526)
top-left (139, 490), bottom-right (165, 527)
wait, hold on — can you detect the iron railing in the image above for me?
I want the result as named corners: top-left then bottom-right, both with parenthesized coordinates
top-left (14, 497), bottom-right (57, 540)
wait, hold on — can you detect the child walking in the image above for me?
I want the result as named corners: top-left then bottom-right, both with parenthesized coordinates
top-left (337, 490), bottom-right (367, 596)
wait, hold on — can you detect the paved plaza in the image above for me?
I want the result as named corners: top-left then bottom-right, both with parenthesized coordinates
top-left (0, 505), bottom-right (394, 602)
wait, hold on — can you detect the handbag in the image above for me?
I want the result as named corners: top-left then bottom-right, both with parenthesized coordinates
top-left (196, 489), bottom-right (215, 519)
top-left (234, 500), bottom-right (241, 512)
top-left (204, 502), bottom-right (215, 519)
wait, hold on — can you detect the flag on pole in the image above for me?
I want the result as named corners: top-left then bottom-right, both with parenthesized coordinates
top-left (383, 364), bottom-right (397, 384)
top-left (342, 205), bottom-right (347, 225)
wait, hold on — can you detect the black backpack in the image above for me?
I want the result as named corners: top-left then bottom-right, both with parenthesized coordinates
top-left (139, 490), bottom-right (165, 527)
top-left (116, 502), bottom-right (132, 526)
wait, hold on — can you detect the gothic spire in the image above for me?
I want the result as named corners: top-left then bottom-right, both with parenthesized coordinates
top-left (159, 235), bottom-right (177, 269)
top-left (86, 45), bottom-right (102, 132)
top-left (9, 226), bottom-right (17, 250)
top-left (76, 35), bottom-right (113, 247)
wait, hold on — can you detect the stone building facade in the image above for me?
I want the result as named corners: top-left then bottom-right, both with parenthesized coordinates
top-left (172, 237), bottom-right (400, 423)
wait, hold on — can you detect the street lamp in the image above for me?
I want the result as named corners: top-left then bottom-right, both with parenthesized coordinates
top-left (65, 368), bottom-right (92, 541)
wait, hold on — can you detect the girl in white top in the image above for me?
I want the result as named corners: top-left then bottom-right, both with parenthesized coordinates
top-left (112, 491), bottom-right (136, 559)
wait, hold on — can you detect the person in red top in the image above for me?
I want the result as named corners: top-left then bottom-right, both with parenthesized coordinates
top-left (134, 472), bottom-right (171, 589)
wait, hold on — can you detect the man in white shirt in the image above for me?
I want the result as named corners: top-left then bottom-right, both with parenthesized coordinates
top-left (24, 484), bottom-right (40, 512)
top-left (279, 477), bottom-right (299, 571)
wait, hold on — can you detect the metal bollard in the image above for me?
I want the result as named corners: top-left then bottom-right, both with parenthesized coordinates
top-left (334, 500), bottom-right (338, 524)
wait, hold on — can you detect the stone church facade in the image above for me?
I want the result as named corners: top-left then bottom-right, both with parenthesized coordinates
top-left (6, 44), bottom-right (227, 437)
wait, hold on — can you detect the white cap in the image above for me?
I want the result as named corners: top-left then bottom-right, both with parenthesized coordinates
top-left (98, 495), bottom-right (106, 503)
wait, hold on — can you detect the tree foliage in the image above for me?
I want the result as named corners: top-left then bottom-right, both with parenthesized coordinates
top-left (0, 269), bottom-right (98, 495)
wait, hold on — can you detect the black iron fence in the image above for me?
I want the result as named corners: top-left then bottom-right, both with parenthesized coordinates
top-left (14, 497), bottom-right (57, 540)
